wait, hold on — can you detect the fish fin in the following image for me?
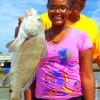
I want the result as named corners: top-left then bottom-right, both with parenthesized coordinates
top-left (6, 40), bottom-right (14, 48)
top-left (8, 38), bottom-right (19, 52)
top-left (2, 73), bottom-right (11, 86)
top-left (41, 45), bottom-right (47, 58)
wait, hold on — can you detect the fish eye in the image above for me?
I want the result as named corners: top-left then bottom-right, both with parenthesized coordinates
top-left (37, 18), bottom-right (41, 20)
top-left (37, 18), bottom-right (41, 22)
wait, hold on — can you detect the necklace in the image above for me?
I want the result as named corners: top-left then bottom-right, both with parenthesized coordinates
top-left (45, 26), bottom-right (70, 51)
top-left (52, 40), bottom-right (60, 44)
top-left (49, 27), bottom-right (70, 45)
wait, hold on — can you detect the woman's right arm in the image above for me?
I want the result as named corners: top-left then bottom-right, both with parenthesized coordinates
top-left (79, 48), bottom-right (95, 100)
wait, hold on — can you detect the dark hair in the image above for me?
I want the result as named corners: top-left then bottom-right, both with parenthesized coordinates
top-left (47, 0), bottom-right (72, 10)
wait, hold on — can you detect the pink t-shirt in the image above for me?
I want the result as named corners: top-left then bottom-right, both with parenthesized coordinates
top-left (35, 28), bottom-right (93, 100)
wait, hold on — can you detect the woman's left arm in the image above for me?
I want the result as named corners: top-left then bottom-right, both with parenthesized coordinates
top-left (80, 48), bottom-right (95, 100)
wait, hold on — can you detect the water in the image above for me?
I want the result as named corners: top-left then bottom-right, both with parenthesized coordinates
top-left (95, 80), bottom-right (100, 100)
top-left (95, 72), bottom-right (100, 80)
top-left (0, 86), bottom-right (10, 100)
top-left (94, 63), bottom-right (100, 100)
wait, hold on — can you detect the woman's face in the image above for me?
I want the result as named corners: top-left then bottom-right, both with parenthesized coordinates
top-left (47, 0), bottom-right (70, 26)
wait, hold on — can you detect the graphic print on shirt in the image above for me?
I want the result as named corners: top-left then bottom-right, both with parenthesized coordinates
top-left (43, 70), bottom-right (71, 96)
top-left (58, 48), bottom-right (71, 65)
top-left (42, 48), bottom-right (82, 96)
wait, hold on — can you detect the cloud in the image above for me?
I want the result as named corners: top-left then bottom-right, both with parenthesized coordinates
top-left (83, 0), bottom-right (100, 30)
top-left (0, 0), bottom-right (48, 53)
top-left (0, 0), bottom-right (100, 53)
top-left (90, 3), bottom-right (100, 29)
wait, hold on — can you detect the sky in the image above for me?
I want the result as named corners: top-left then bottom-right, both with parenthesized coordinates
top-left (0, 0), bottom-right (100, 53)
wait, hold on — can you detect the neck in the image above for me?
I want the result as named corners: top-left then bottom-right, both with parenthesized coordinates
top-left (51, 24), bottom-right (67, 34)
top-left (45, 24), bottom-right (69, 43)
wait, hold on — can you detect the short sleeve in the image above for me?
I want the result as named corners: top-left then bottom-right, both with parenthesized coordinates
top-left (78, 32), bottom-right (93, 51)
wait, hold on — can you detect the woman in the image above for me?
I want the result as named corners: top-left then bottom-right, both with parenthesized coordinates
top-left (40, 0), bottom-right (100, 68)
top-left (34, 0), bottom-right (95, 100)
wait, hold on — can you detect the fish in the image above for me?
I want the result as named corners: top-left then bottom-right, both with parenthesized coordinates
top-left (2, 8), bottom-right (46, 100)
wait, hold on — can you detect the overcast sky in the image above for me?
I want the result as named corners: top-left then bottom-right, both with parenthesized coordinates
top-left (0, 0), bottom-right (100, 53)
